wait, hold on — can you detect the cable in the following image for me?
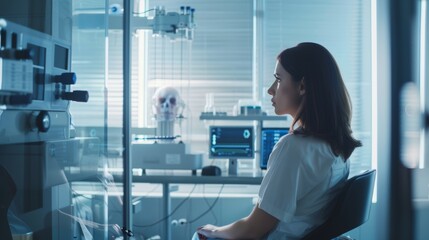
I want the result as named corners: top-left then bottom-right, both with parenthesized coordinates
top-left (185, 183), bottom-right (193, 239)
top-left (203, 185), bottom-right (218, 225)
top-left (132, 9), bottom-right (155, 16)
top-left (58, 209), bottom-right (117, 229)
top-left (68, 184), bottom-right (224, 232)
top-left (59, 194), bottom-right (115, 234)
top-left (162, 37), bottom-right (165, 85)
top-left (188, 184), bottom-right (224, 224)
top-left (141, 184), bottom-right (161, 198)
top-left (64, 182), bottom-right (159, 238)
top-left (72, 183), bottom-right (160, 208)
top-left (134, 184), bottom-right (198, 228)
top-left (72, 189), bottom-right (107, 206)
top-left (134, 184), bottom-right (197, 228)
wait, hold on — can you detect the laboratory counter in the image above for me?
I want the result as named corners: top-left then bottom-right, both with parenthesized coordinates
top-left (80, 169), bottom-right (264, 240)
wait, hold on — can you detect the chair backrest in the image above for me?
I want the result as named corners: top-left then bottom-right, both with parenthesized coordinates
top-left (302, 169), bottom-right (376, 240)
top-left (0, 165), bottom-right (17, 240)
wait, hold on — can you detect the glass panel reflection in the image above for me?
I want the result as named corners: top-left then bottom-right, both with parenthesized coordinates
top-left (0, 0), bottom-right (124, 239)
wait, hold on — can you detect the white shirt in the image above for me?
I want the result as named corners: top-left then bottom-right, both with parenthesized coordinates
top-left (258, 133), bottom-right (350, 240)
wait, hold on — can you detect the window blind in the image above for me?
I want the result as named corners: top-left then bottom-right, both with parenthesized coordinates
top-left (143, 0), bottom-right (254, 152)
top-left (70, 0), bottom-right (108, 127)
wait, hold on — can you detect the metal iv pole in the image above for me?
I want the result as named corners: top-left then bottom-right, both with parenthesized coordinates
top-left (123, 0), bottom-right (133, 239)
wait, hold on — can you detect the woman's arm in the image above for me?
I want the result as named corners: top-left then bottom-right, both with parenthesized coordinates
top-left (197, 203), bottom-right (279, 240)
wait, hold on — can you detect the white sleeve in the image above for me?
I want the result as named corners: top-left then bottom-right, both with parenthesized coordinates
top-left (257, 135), bottom-right (331, 222)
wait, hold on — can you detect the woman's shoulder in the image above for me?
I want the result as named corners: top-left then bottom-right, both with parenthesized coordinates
top-left (280, 131), bottom-right (326, 145)
top-left (279, 132), bottom-right (336, 158)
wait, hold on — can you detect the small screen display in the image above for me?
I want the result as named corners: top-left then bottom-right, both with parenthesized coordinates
top-left (54, 44), bottom-right (69, 70)
top-left (260, 128), bottom-right (289, 169)
top-left (209, 126), bottom-right (254, 158)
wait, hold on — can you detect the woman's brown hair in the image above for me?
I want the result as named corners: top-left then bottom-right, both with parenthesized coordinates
top-left (277, 42), bottom-right (362, 160)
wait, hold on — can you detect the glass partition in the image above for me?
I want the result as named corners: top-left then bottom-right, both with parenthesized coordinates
top-left (70, 0), bottom-right (125, 239)
top-left (0, 0), bottom-right (125, 239)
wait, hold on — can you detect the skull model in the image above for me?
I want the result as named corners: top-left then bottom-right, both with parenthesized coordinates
top-left (152, 86), bottom-right (185, 137)
top-left (152, 86), bottom-right (184, 122)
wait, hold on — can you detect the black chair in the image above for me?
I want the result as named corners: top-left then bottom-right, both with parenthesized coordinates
top-left (302, 169), bottom-right (376, 240)
top-left (0, 165), bottom-right (17, 240)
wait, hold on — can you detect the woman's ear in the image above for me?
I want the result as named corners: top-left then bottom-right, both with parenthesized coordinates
top-left (298, 77), bottom-right (306, 96)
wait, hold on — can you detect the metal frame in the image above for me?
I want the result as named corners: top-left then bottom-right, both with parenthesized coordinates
top-left (123, 0), bottom-right (133, 239)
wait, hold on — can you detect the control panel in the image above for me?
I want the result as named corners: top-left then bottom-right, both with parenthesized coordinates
top-left (0, 19), bottom-right (89, 144)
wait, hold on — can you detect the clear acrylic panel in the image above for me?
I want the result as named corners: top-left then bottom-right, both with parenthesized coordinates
top-left (70, 0), bottom-right (126, 239)
top-left (0, 0), bottom-right (125, 239)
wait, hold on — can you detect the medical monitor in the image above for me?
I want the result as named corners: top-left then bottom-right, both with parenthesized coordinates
top-left (209, 126), bottom-right (254, 159)
top-left (260, 128), bottom-right (289, 169)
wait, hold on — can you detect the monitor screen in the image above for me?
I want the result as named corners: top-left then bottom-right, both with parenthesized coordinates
top-left (209, 126), bottom-right (254, 158)
top-left (260, 128), bottom-right (289, 169)
top-left (54, 44), bottom-right (69, 70)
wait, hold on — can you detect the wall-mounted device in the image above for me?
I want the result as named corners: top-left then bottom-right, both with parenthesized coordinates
top-left (0, 19), bottom-right (88, 145)
top-left (0, 0), bottom-right (94, 238)
top-left (75, 5), bottom-right (196, 41)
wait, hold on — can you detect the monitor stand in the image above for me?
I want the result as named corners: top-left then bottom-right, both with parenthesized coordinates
top-left (228, 158), bottom-right (238, 175)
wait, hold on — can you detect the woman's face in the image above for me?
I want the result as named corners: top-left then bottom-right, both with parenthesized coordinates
top-left (267, 61), bottom-right (304, 117)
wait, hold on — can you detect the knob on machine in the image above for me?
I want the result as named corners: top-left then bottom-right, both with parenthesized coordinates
top-left (29, 110), bottom-right (50, 132)
top-left (53, 72), bottom-right (89, 102)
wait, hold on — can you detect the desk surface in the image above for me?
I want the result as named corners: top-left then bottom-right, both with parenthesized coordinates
top-left (80, 168), bottom-right (264, 185)
top-left (103, 169), bottom-right (264, 185)
top-left (109, 174), bottom-right (263, 185)
top-left (139, 175), bottom-right (261, 184)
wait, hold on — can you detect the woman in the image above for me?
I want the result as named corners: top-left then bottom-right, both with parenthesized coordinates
top-left (196, 42), bottom-right (362, 240)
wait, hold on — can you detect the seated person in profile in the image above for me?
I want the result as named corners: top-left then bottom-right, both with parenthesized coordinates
top-left (194, 42), bottom-right (362, 240)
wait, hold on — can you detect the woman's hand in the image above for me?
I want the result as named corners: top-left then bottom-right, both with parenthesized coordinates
top-left (195, 204), bottom-right (278, 240)
top-left (197, 224), bottom-right (219, 239)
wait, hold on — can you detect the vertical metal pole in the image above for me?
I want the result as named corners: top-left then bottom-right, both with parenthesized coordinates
top-left (253, 0), bottom-right (265, 177)
top-left (123, 0), bottom-right (133, 239)
top-left (163, 183), bottom-right (171, 240)
top-left (389, 0), bottom-right (417, 239)
top-left (104, 1), bottom-right (109, 238)
top-left (252, 0), bottom-right (264, 103)
top-left (103, 185), bottom-right (109, 240)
